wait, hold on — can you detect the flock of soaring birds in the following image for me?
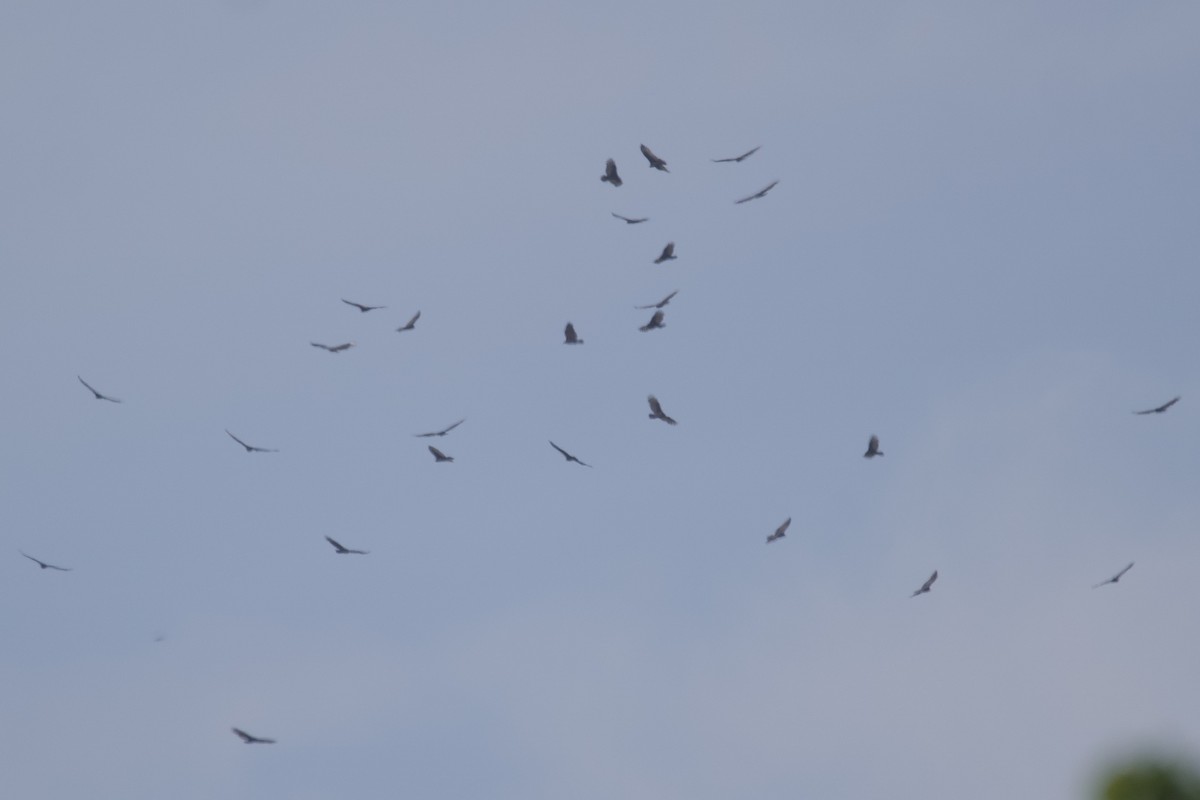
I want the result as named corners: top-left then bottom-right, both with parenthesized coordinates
top-left (32, 142), bottom-right (1182, 746)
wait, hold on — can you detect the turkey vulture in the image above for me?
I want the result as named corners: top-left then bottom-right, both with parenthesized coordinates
top-left (342, 299), bottom-right (386, 312)
top-left (20, 551), bottom-right (72, 571)
top-left (654, 242), bottom-right (676, 263)
top-left (640, 144), bottom-right (669, 172)
top-left (225, 430), bottom-right (278, 453)
top-left (414, 419), bottom-right (465, 438)
top-left (428, 445), bottom-right (454, 463)
top-left (325, 536), bottom-right (369, 555)
top-left (232, 728), bottom-right (275, 744)
top-left (396, 311), bottom-right (421, 332)
top-left (639, 310), bottom-right (666, 332)
top-left (612, 212), bottom-right (648, 224)
top-left (766, 517), bottom-right (790, 544)
top-left (735, 180), bottom-right (780, 204)
top-left (1134, 396), bottom-right (1181, 415)
top-left (1093, 562), bottom-right (1134, 588)
top-left (549, 440), bottom-right (592, 467)
top-left (635, 290), bottom-right (678, 310)
top-left (77, 376), bottom-right (121, 403)
top-left (601, 159), bottom-right (622, 186)
top-left (911, 570), bottom-right (938, 597)
top-left (311, 341), bottom-right (355, 353)
top-left (564, 323), bottom-right (584, 345)
top-left (864, 435), bottom-right (883, 458)
top-left (647, 395), bottom-right (677, 425)
top-left (712, 146), bottom-right (761, 163)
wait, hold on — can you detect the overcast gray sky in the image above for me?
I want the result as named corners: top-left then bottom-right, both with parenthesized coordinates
top-left (3, 2), bottom-right (1198, 798)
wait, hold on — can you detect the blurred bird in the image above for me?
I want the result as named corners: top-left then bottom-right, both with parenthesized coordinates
top-left (1093, 562), bottom-right (1134, 588)
top-left (310, 341), bottom-right (355, 353)
top-left (564, 323), bottom-right (584, 345)
top-left (635, 291), bottom-right (678, 310)
top-left (232, 728), bottom-right (275, 744)
top-left (647, 395), bottom-right (677, 425)
top-left (20, 551), bottom-right (72, 571)
top-left (735, 180), bottom-right (780, 204)
top-left (1134, 396), bottom-right (1180, 415)
top-left (342, 299), bottom-right (386, 312)
top-left (414, 419), bottom-right (465, 438)
top-left (325, 536), bottom-right (369, 555)
top-left (911, 570), bottom-right (938, 597)
top-left (396, 311), bottom-right (421, 332)
top-left (766, 518), bottom-right (790, 544)
top-left (864, 435), bottom-right (884, 458)
top-left (639, 310), bottom-right (666, 332)
top-left (601, 159), bottom-right (622, 186)
top-left (428, 446), bottom-right (454, 463)
top-left (225, 430), bottom-right (278, 453)
top-left (77, 376), bottom-right (121, 403)
top-left (654, 242), bottom-right (676, 263)
top-left (612, 213), bottom-right (648, 224)
top-left (712, 146), bottom-right (761, 163)
top-left (640, 144), bottom-right (669, 172)
top-left (549, 440), bottom-right (592, 467)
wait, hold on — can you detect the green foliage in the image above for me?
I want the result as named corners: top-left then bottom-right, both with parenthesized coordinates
top-left (1099, 759), bottom-right (1200, 800)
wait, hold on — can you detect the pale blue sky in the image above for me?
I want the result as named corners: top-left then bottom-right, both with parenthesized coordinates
top-left (3, 2), bottom-right (1198, 798)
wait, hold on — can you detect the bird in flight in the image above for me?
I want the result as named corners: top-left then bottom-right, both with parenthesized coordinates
top-left (564, 322), bottom-right (584, 345)
top-left (647, 395), bottom-right (677, 425)
top-left (342, 299), bottom-right (386, 312)
top-left (639, 310), bottom-right (666, 332)
top-left (311, 341), bottom-right (355, 353)
top-left (712, 146), bottom-right (761, 163)
top-left (21, 551), bottom-right (72, 571)
top-left (414, 419), bottom-right (465, 438)
top-left (911, 570), bottom-right (938, 597)
top-left (640, 144), bottom-right (669, 172)
top-left (735, 180), bottom-right (780, 204)
top-left (232, 728), bottom-right (276, 744)
top-left (396, 311), bottom-right (421, 332)
top-left (428, 445), bottom-right (454, 463)
top-left (766, 517), bottom-right (791, 544)
top-left (1093, 562), bottom-right (1134, 588)
top-left (1134, 396), bottom-right (1181, 415)
top-left (601, 158), bottom-right (622, 187)
top-left (635, 290), bottom-right (678, 310)
top-left (325, 536), bottom-right (369, 555)
top-left (864, 435), bottom-right (884, 458)
top-left (654, 242), bottom-right (677, 263)
top-left (77, 376), bottom-right (121, 403)
top-left (549, 440), bottom-right (592, 467)
top-left (225, 430), bottom-right (278, 453)
top-left (611, 212), bottom-right (648, 224)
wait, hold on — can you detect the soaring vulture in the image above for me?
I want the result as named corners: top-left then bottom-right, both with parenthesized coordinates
top-left (640, 144), bottom-right (669, 172)
top-left (601, 159), bottom-right (623, 186)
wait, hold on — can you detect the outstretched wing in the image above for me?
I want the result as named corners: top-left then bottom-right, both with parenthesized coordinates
top-left (325, 536), bottom-right (346, 552)
top-left (564, 323), bottom-right (579, 343)
top-left (549, 440), bottom-right (571, 460)
top-left (603, 159), bottom-right (622, 186)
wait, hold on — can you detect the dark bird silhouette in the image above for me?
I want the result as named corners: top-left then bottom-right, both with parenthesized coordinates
top-left (564, 322), bottom-right (584, 345)
top-left (735, 180), bottom-right (780, 204)
top-left (1134, 396), bottom-right (1181, 415)
top-left (549, 440), bottom-right (592, 467)
top-left (635, 291), bottom-right (678, 310)
top-left (311, 341), bottom-right (355, 353)
top-left (428, 445), bottom-right (454, 463)
top-left (77, 376), bottom-right (121, 403)
top-left (647, 395), bottom-right (677, 425)
top-left (225, 430), bottom-right (278, 453)
top-left (611, 212), bottom-right (648, 224)
top-left (325, 536), bottom-right (369, 555)
top-left (1093, 562), bottom-right (1134, 588)
top-left (639, 310), bottom-right (666, 332)
top-left (21, 551), bottom-right (72, 571)
top-left (766, 517), bottom-right (791, 544)
top-left (395, 311), bottom-right (421, 332)
top-left (911, 570), bottom-right (938, 597)
top-left (342, 299), bottom-right (386, 312)
top-left (232, 728), bottom-right (276, 744)
top-left (640, 144), bottom-right (669, 172)
top-left (414, 419), bottom-right (465, 438)
top-left (712, 146), bottom-right (761, 163)
top-left (601, 158), bottom-right (622, 186)
top-left (864, 435), bottom-right (884, 458)
top-left (654, 242), bottom-right (676, 263)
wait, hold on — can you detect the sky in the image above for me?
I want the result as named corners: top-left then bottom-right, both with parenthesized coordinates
top-left (2, 2), bottom-right (1199, 798)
